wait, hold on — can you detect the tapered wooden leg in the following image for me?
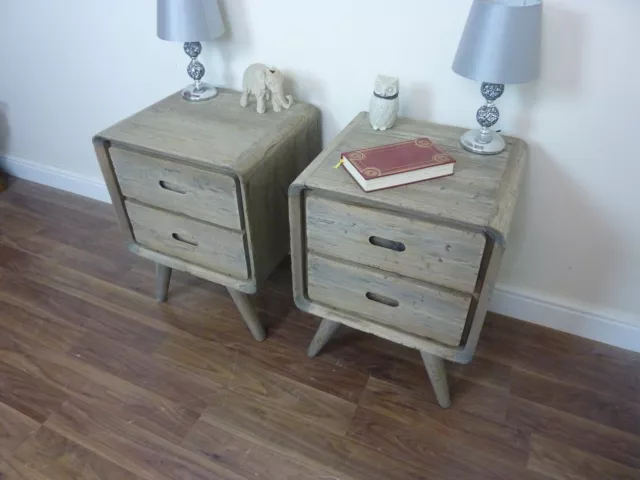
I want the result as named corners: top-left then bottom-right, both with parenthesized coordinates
top-left (155, 263), bottom-right (172, 302)
top-left (420, 351), bottom-right (451, 408)
top-left (308, 319), bottom-right (341, 357)
top-left (227, 288), bottom-right (266, 342)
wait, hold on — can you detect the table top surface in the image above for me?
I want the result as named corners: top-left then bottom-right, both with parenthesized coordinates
top-left (294, 113), bottom-right (527, 242)
top-left (96, 89), bottom-right (318, 177)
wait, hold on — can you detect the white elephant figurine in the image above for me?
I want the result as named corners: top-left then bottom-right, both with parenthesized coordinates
top-left (240, 63), bottom-right (293, 114)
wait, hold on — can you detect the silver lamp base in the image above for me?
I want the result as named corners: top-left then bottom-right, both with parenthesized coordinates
top-left (182, 82), bottom-right (218, 102)
top-left (460, 128), bottom-right (506, 155)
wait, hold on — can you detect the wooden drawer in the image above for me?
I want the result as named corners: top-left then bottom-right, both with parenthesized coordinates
top-left (126, 200), bottom-right (249, 279)
top-left (307, 253), bottom-right (471, 346)
top-left (111, 147), bottom-right (242, 230)
top-left (306, 195), bottom-right (485, 293)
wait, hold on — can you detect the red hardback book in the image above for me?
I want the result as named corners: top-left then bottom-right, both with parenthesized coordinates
top-left (340, 138), bottom-right (455, 192)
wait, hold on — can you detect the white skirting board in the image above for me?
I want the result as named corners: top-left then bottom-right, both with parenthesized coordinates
top-left (1, 154), bottom-right (110, 203)
top-left (490, 284), bottom-right (640, 352)
top-left (2, 154), bottom-right (639, 353)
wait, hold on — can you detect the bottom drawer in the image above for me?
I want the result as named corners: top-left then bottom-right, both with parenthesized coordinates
top-left (126, 200), bottom-right (249, 279)
top-left (307, 254), bottom-right (470, 346)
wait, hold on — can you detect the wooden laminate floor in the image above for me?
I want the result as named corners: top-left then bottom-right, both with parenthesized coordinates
top-left (0, 179), bottom-right (639, 480)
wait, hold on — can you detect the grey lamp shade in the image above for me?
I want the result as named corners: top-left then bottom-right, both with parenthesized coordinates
top-left (452, 0), bottom-right (542, 85)
top-left (157, 0), bottom-right (225, 42)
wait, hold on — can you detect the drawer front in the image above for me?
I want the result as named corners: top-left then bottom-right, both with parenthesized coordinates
top-left (306, 195), bottom-right (485, 293)
top-left (307, 253), bottom-right (470, 346)
top-left (126, 200), bottom-right (249, 279)
top-left (111, 147), bottom-right (242, 230)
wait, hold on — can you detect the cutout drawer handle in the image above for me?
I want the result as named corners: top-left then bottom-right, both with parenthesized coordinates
top-left (365, 292), bottom-right (399, 308)
top-left (159, 181), bottom-right (187, 194)
top-left (172, 233), bottom-right (198, 247)
top-left (369, 236), bottom-right (406, 252)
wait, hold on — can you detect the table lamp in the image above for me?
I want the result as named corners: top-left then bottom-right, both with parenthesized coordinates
top-left (452, 0), bottom-right (542, 155)
top-left (157, 0), bottom-right (225, 102)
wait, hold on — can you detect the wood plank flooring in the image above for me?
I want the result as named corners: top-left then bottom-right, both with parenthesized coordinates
top-left (1, 178), bottom-right (639, 480)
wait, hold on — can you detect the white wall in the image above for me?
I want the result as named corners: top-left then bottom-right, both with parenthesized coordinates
top-left (1, 0), bottom-right (639, 348)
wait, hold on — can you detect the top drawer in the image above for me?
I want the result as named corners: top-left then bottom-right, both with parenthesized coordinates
top-left (305, 194), bottom-right (485, 293)
top-left (110, 147), bottom-right (242, 230)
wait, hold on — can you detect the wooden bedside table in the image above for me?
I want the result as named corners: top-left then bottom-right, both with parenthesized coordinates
top-left (94, 89), bottom-right (320, 341)
top-left (289, 113), bottom-right (525, 407)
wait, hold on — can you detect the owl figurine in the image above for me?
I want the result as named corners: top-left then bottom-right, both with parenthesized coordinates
top-left (369, 75), bottom-right (399, 131)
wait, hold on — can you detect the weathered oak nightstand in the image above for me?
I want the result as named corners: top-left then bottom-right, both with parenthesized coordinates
top-left (289, 113), bottom-right (525, 407)
top-left (94, 89), bottom-right (320, 341)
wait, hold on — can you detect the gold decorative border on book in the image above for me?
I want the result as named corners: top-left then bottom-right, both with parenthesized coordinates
top-left (348, 151), bottom-right (366, 161)
top-left (433, 153), bottom-right (451, 163)
top-left (345, 139), bottom-right (416, 157)
top-left (349, 141), bottom-right (454, 177)
top-left (361, 167), bottom-right (382, 178)
top-left (415, 139), bottom-right (433, 148)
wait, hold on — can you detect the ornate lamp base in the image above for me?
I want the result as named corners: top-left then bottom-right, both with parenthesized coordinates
top-left (181, 41), bottom-right (217, 103)
top-left (460, 128), bottom-right (506, 155)
top-left (182, 82), bottom-right (218, 102)
top-left (462, 82), bottom-right (506, 156)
